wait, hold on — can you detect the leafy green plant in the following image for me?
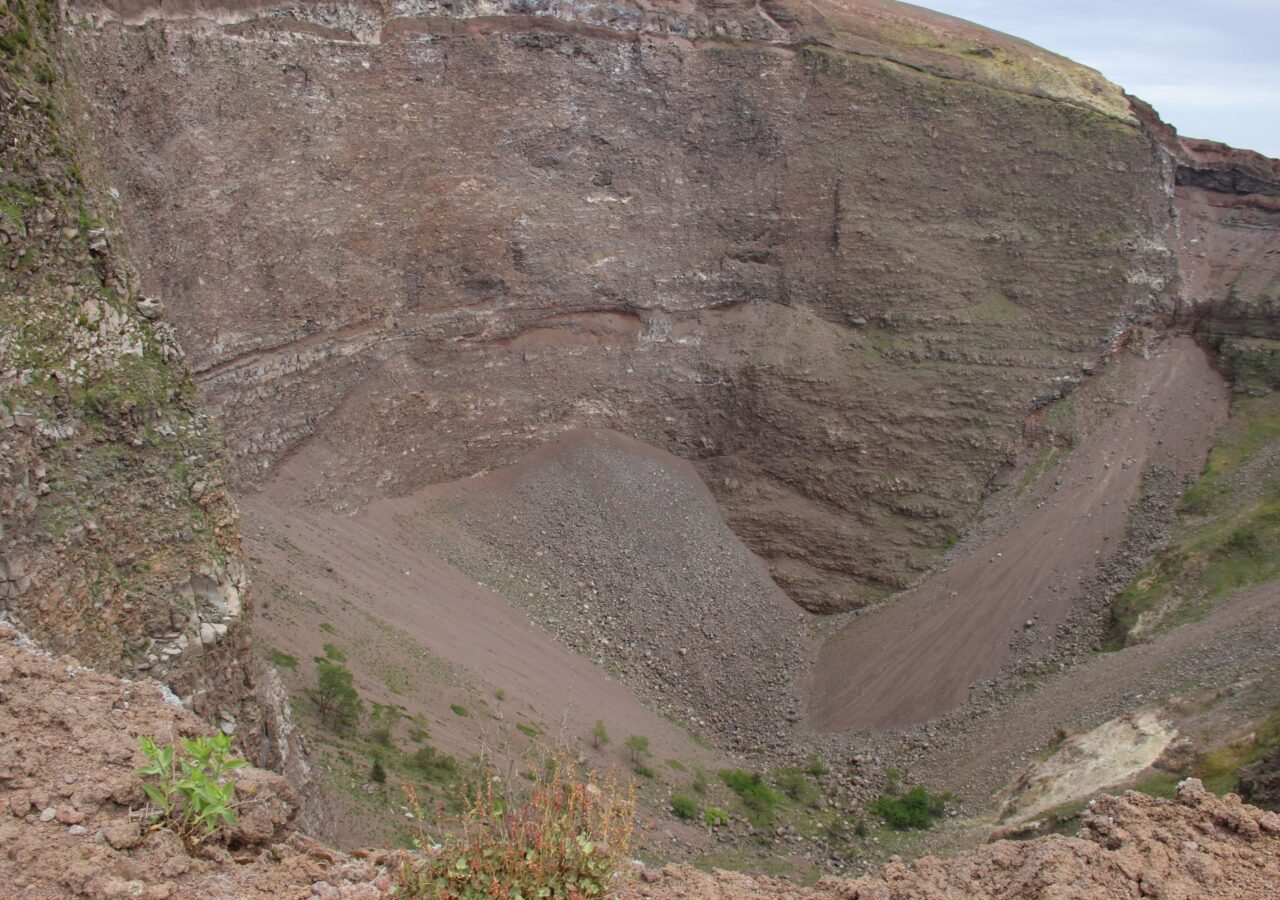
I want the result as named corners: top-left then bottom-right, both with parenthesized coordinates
top-left (670, 794), bottom-right (698, 820)
top-left (450, 703), bottom-right (469, 717)
top-left (703, 806), bottom-right (729, 827)
top-left (371, 757), bottom-right (388, 785)
top-left (719, 769), bottom-right (780, 826)
top-left (398, 754), bottom-right (635, 898)
top-left (137, 734), bottom-right (247, 846)
top-left (591, 719), bottom-right (610, 750)
top-left (322, 642), bottom-right (347, 663)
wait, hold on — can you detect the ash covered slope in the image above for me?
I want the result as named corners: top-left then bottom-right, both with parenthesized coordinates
top-left (71, 0), bottom-right (1175, 613)
top-left (425, 429), bottom-right (808, 744)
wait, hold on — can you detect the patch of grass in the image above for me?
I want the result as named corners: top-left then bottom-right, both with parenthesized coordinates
top-left (703, 806), bottom-right (729, 827)
top-left (803, 754), bottom-right (829, 777)
top-left (719, 769), bottom-right (781, 826)
top-left (267, 648), bottom-right (298, 670)
top-left (322, 642), bottom-right (346, 663)
top-left (449, 703), bottom-right (469, 717)
top-left (319, 622), bottom-right (336, 635)
top-left (666, 759), bottom-right (687, 773)
top-left (515, 723), bottom-right (541, 739)
top-left (633, 764), bottom-right (655, 779)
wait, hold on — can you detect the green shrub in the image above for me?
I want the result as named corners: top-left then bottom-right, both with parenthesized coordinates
top-left (516, 722), bottom-right (541, 739)
top-left (411, 745), bottom-right (459, 782)
top-left (623, 735), bottom-right (650, 765)
top-left (398, 755), bottom-right (635, 898)
top-left (703, 806), bottom-right (729, 827)
top-left (370, 758), bottom-right (387, 785)
top-left (633, 764), bottom-right (655, 779)
top-left (369, 726), bottom-right (394, 748)
top-left (719, 769), bottom-right (780, 825)
top-left (312, 661), bottom-right (363, 733)
top-left (319, 622), bottom-right (336, 634)
top-left (804, 754), bottom-right (829, 777)
top-left (450, 703), bottom-right (469, 717)
top-left (322, 642), bottom-right (346, 662)
top-left (869, 785), bottom-right (947, 830)
top-left (775, 769), bottom-right (817, 806)
top-left (591, 719), bottom-right (610, 750)
top-left (136, 733), bottom-right (247, 846)
top-left (671, 794), bottom-right (698, 820)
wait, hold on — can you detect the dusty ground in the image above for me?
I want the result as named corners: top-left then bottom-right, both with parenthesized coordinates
top-left (244, 450), bottom-right (725, 850)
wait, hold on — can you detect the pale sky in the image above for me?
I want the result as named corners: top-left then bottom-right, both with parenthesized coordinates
top-left (918, 1), bottom-right (1280, 159)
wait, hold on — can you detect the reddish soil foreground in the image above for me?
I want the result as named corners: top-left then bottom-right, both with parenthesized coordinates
top-left (2, 622), bottom-right (1278, 899)
top-left (810, 336), bottom-right (1229, 730)
top-left (616, 780), bottom-right (1280, 898)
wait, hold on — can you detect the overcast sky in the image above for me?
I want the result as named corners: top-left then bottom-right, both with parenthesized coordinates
top-left (918, 1), bottom-right (1280, 159)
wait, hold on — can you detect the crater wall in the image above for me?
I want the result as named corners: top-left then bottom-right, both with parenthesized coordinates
top-left (72, 0), bottom-right (1178, 611)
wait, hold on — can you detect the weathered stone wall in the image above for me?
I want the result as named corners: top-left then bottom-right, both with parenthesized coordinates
top-left (0, 0), bottom-right (259, 737)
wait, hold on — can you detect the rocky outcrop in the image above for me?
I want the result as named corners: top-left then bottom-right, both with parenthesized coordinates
top-left (0, 622), bottom-right (391, 898)
top-left (69, 0), bottom-right (1179, 612)
top-left (0, 0), bottom-right (264, 750)
top-left (1239, 747), bottom-right (1280, 813)
top-left (1129, 98), bottom-right (1280, 393)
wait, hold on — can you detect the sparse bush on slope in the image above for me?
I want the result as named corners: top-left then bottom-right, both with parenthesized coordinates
top-left (399, 754), bottom-right (635, 898)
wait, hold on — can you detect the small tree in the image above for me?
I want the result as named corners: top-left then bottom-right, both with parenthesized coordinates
top-left (370, 757), bottom-right (387, 785)
top-left (623, 735), bottom-right (650, 766)
top-left (312, 661), bottom-right (363, 733)
top-left (591, 720), bottom-right (611, 750)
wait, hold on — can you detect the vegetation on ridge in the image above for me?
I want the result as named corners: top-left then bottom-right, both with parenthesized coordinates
top-left (1106, 391), bottom-right (1280, 647)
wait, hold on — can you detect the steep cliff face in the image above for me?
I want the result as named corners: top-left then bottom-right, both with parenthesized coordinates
top-left (1, 0), bottom-right (257, 735)
top-left (70, 0), bottom-right (1177, 612)
top-left (1174, 138), bottom-right (1280, 394)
